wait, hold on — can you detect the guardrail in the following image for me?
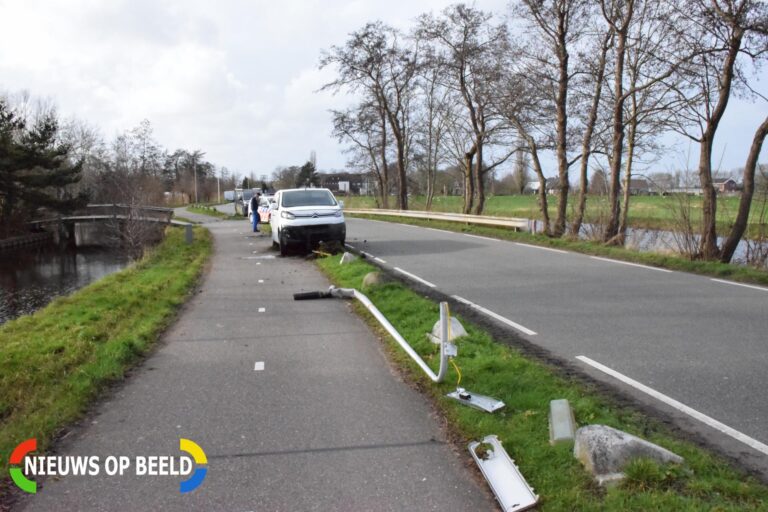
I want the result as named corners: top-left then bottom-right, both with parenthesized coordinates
top-left (345, 208), bottom-right (530, 231)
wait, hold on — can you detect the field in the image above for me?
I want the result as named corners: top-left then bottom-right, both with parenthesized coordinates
top-left (341, 194), bottom-right (767, 236)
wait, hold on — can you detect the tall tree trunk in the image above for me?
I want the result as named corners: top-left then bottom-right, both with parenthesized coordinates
top-left (425, 129), bottom-right (435, 211)
top-left (720, 116), bottom-right (768, 263)
top-left (618, 123), bottom-right (636, 242)
top-left (697, 28), bottom-right (743, 259)
top-left (473, 142), bottom-right (485, 215)
top-left (553, 28), bottom-right (570, 238)
top-left (462, 147), bottom-right (476, 214)
top-left (698, 140), bottom-right (719, 258)
top-left (605, 26), bottom-right (628, 242)
top-left (397, 139), bottom-right (408, 210)
top-left (618, 94), bottom-right (638, 241)
top-left (527, 142), bottom-right (550, 236)
top-left (379, 112), bottom-right (390, 209)
top-left (571, 31), bottom-right (611, 236)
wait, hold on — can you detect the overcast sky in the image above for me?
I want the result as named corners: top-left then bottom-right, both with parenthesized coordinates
top-left (1, 0), bottom-right (765, 179)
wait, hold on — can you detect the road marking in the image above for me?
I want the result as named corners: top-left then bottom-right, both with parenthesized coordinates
top-left (576, 355), bottom-right (768, 456)
top-left (711, 278), bottom-right (768, 292)
top-left (514, 242), bottom-right (568, 254)
top-left (424, 227), bottom-right (452, 234)
top-left (590, 256), bottom-right (672, 273)
top-left (464, 234), bottom-right (499, 242)
top-left (450, 295), bottom-right (537, 336)
top-left (258, 307), bottom-right (266, 313)
top-left (254, 361), bottom-right (264, 371)
top-left (394, 267), bottom-right (436, 288)
top-left (451, 295), bottom-right (473, 306)
top-left (374, 257), bottom-right (387, 264)
top-left (258, 279), bottom-right (264, 283)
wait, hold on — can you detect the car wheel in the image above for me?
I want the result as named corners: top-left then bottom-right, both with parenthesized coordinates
top-left (279, 232), bottom-right (289, 256)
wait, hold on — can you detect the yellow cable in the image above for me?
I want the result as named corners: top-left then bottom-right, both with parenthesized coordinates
top-left (450, 358), bottom-right (462, 387)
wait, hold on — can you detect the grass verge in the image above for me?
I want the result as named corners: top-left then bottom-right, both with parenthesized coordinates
top-left (317, 255), bottom-right (768, 510)
top-left (349, 213), bottom-right (768, 286)
top-left (0, 226), bottom-right (212, 480)
top-left (185, 204), bottom-right (241, 220)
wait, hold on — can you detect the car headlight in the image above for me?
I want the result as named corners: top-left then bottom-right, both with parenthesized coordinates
top-left (281, 210), bottom-right (295, 220)
top-left (334, 210), bottom-right (343, 217)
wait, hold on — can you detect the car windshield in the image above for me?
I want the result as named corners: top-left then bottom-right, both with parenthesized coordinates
top-left (242, 190), bottom-right (254, 201)
top-left (282, 190), bottom-right (336, 208)
top-left (259, 197), bottom-right (271, 207)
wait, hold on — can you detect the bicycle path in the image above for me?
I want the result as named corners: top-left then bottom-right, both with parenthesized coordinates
top-left (19, 219), bottom-right (491, 511)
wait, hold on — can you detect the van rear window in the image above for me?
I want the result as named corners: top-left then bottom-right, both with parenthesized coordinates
top-left (282, 190), bottom-right (336, 207)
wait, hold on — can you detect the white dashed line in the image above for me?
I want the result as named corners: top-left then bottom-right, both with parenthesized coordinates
top-left (514, 242), bottom-right (568, 254)
top-left (374, 257), bottom-right (387, 264)
top-left (394, 267), bottom-right (436, 288)
top-left (464, 234), bottom-right (499, 242)
top-left (254, 361), bottom-right (264, 371)
top-left (576, 355), bottom-right (768, 456)
top-left (450, 295), bottom-right (537, 336)
top-left (258, 279), bottom-right (264, 283)
top-left (711, 279), bottom-right (768, 292)
top-left (590, 256), bottom-right (672, 273)
top-left (424, 227), bottom-right (451, 234)
top-left (258, 307), bottom-right (266, 313)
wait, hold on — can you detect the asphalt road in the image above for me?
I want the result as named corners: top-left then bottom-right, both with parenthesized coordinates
top-left (345, 217), bottom-right (768, 476)
top-left (19, 217), bottom-right (492, 511)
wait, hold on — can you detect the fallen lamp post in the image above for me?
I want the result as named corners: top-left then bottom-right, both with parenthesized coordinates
top-left (293, 286), bottom-right (504, 412)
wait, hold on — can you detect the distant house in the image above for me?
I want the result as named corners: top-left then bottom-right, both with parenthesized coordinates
top-left (713, 177), bottom-right (739, 193)
top-left (525, 178), bottom-right (563, 195)
top-left (622, 178), bottom-right (652, 196)
top-left (319, 172), bottom-right (368, 195)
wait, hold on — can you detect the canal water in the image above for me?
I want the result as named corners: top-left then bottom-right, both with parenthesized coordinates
top-left (0, 245), bottom-right (130, 325)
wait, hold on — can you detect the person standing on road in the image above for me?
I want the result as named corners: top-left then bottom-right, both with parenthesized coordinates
top-left (249, 193), bottom-right (261, 233)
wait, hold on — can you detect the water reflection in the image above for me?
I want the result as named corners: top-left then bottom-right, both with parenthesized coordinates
top-left (0, 245), bottom-right (129, 324)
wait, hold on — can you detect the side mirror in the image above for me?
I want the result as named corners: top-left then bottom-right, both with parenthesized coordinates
top-left (338, 201), bottom-right (344, 209)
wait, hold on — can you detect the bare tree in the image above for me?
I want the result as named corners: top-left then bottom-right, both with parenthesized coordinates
top-left (571, 25), bottom-right (614, 235)
top-left (413, 43), bottom-right (452, 210)
top-left (332, 100), bottom-right (391, 207)
top-left (668, 0), bottom-right (767, 259)
top-left (418, 4), bottom-right (514, 215)
top-left (514, 0), bottom-right (592, 236)
top-left (321, 22), bottom-right (418, 209)
top-left (720, 115), bottom-right (768, 262)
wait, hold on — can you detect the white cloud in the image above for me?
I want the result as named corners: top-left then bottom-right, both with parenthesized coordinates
top-left (0, 0), bottom-right (764, 177)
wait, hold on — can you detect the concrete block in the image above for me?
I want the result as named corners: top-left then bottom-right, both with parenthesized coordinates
top-left (362, 271), bottom-right (391, 289)
top-left (574, 425), bottom-right (684, 485)
top-left (549, 399), bottom-right (576, 445)
top-left (339, 252), bottom-right (357, 265)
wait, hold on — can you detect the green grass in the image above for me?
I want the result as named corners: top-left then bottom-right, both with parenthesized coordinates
top-left (0, 226), bottom-right (212, 476)
top-left (343, 194), bottom-right (768, 237)
top-left (317, 256), bottom-right (768, 510)
top-left (185, 204), bottom-right (241, 220)
top-left (348, 213), bottom-right (768, 286)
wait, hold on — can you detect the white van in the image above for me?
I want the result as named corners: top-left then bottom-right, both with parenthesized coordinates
top-left (271, 188), bottom-right (346, 255)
